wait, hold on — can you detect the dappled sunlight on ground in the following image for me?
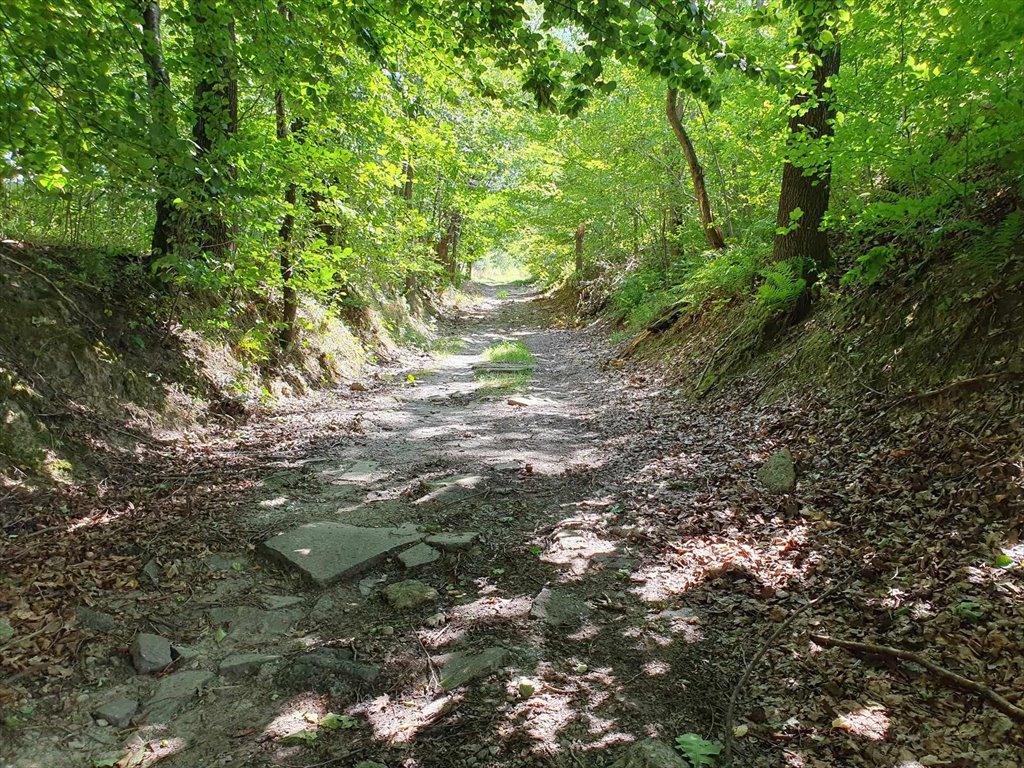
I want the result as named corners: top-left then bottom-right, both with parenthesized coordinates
top-left (354, 692), bottom-right (462, 743)
top-left (632, 525), bottom-right (814, 602)
top-left (831, 703), bottom-right (891, 741)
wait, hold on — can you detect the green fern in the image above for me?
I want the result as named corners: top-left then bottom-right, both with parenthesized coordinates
top-left (756, 261), bottom-right (806, 311)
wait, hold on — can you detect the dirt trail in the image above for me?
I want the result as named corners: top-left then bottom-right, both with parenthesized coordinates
top-left (6, 285), bottom-right (1023, 768)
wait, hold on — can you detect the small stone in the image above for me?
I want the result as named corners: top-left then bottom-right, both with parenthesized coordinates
top-left (425, 612), bottom-right (446, 628)
top-left (92, 697), bottom-right (138, 728)
top-left (398, 543), bottom-right (441, 569)
top-left (384, 580), bottom-right (439, 609)
top-left (439, 647), bottom-right (509, 690)
top-left (95, 719), bottom-right (108, 727)
top-left (141, 559), bottom-right (161, 585)
top-left (130, 633), bottom-right (173, 674)
top-left (260, 594), bottom-right (304, 610)
top-left (757, 448), bottom-right (796, 494)
top-left (311, 595), bottom-right (335, 620)
top-left (75, 606), bottom-right (117, 633)
top-left (349, 381), bottom-right (367, 392)
top-left (219, 653), bottom-right (281, 680)
top-left (425, 532), bottom-right (479, 551)
top-left (517, 679), bottom-right (536, 698)
top-left (359, 575), bottom-right (386, 596)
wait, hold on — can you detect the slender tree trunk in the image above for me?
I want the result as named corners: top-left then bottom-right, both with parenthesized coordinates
top-left (274, 5), bottom-right (298, 350)
top-left (139, 0), bottom-right (179, 258)
top-left (771, 43), bottom-right (841, 270)
top-left (574, 222), bottom-right (586, 274)
top-left (190, 0), bottom-right (237, 259)
top-left (666, 87), bottom-right (726, 251)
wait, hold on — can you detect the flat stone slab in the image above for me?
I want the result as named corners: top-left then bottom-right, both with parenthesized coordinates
top-left (530, 587), bottom-right (590, 627)
top-left (425, 532), bottom-right (479, 551)
top-left (413, 476), bottom-right (484, 506)
top-left (438, 647), bottom-right (509, 690)
top-left (206, 606), bottom-right (303, 638)
top-left (93, 696), bottom-right (138, 728)
top-left (261, 522), bottom-right (424, 586)
top-left (399, 543), bottom-right (441, 569)
top-left (131, 633), bottom-right (173, 675)
top-left (145, 671), bottom-right (215, 723)
top-left (219, 653), bottom-right (281, 680)
top-left (319, 460), bottom-right (387, 484)
top-left (260, 594), bottom-right (304, 610)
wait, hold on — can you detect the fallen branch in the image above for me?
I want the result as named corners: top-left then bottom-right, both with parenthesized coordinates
top-left (0, 252), bottom-right (102, 332)
top-left (888, 372), bottom-right (1023, 409)
top-left (811, 633), bottom-right (1024, 724)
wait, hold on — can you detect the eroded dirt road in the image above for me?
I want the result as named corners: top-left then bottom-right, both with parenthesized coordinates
top-left (5, 285), bottom-right (1024, 768)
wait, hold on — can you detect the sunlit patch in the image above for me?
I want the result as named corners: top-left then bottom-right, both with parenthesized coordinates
top-left (120, 736), bottom-right (187, 767)
top-left (784, 750), bottom-right (807, 767)
top-left (504, 689), bottom-right (576, 754)
top-left (263, 693), bottom-right (328, 741)
top-left (643, 660), bottom-right (671, 676)
top-left (539, 526), bottom-right (617, 576)
top-left (66, 504), bottom-right (135, 532)
top-left (449, 595), bottom-right (533, 625)
top-left (259, 495), bottom-right (288, 507)
top-left (831, 703), bottom-right (889, 741)
top-left (633, 526), bottom-right (813, 601)
top-left (354, 692), bottom-right (461, 743)
top-left (651, 607), bottom-right (704, 643)
top-left (567, 622), bottom-right (601, 641)
top-left (293, 547), bottom-right (311, 556)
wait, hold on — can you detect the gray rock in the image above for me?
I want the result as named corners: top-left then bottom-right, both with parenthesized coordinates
top-left (141, 559), bottom-right (161, 585)
top-left (384, 580), bottom-right (439, 609)
top-left (277, 648), bottom-right (380, 694)
top-left (529, 588), bottom-right (590, 627)
top-left (439, 647), bottom-right (509, 690)
top-left (75, 606), bottom-right (116, 633)
top-left (425, 532), bottom-right (479, 551)
top-left (260, 522), bottom-right (424, 586)
top-left (609, 739), bottom-right (689, 768)
top-left (203, 554), bottom-right (247, 573)
top-left (130, 633), bottom-right (173, 674)
top-left (359, 574), bottom-right (387, 596)
top-left (92, 697), bottom-right (138, 728)
top-left (260, 594), bottom-right (304, 610)
top-left (311, 595), bottom-right (335, 621)
top-left (757, 448), bottom-right (796, 493)
top-left (206, 606), bottom-right (302, 639)
top-left (398, 543), bottom-right (441, 569)
top-left (219, 653), bottom-right (281, 680)
top-left (145, 671), bottom-right (216, 723)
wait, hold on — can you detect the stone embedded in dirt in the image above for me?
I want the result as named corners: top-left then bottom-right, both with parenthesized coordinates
top-left (438, 647), bottom-right (509, 691)
top-left (413, 475), bottom-right (484, 506)
top-left (609, 739), bottom-right (690, 768)
top-left (141, 559), bottom-right (161, 585)
top-left (203, 554), bottom-right (247, 573)
top-left (130, 633), bottom-right (174, 674)
top-left (322, 459), bottom-right (386, 483)
top-left (311, 595), bottom-right (335, 621)
top-left (491, 460), bottom-right (523, 471)
top-left (219, 653), bottom-right (281, 680)
top-left (206, 606), bottom-right (302, 639)
top-left (277, 648), bottom-right (380, 693)
top-left (384, 579), bottom-right (439, 609)
top-left (529, 587), bottom-right (590, 627)
top-left (349, 381), bottom-right (367, 392)
top-left (359, 574), bottom-right (387, 596)
top-left (757, 448), bottom-right (797, 493)
top-left (260, 521), bottom-right (424, 586)
top-left (75, 606), bottom-right (116, 633)
top-left (425, 531), bottom-right (480, 551)
top-left (145, 670), bottom-right (216, 723)
top-left (92, 696), bottom-right (138, 728)
top-left (398, 543), bottom-right (441, 569)
top-left (260, 594), bottom-right (304, 610)
top-left (507, 395), bottom-right (556, 407)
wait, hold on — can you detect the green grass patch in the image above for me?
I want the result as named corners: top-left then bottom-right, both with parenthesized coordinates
top-left (475, 340), bottom-right (535, 395)
top-left (496, 289), bottom-right (510, 300)
top-left (483, 340), bottom-right (534, 366)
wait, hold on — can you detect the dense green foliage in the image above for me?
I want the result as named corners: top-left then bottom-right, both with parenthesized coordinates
top-left (2, 0), bottom-right (1021, 346)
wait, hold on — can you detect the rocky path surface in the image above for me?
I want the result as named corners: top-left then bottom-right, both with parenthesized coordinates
top-left (5, 286), bottom-right (1024, 768)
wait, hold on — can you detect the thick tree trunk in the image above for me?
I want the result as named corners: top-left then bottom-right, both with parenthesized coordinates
top-left (771, 44), bottom-right (841, 270)
top-left (190, 0), bottom-right (237, 259)
top-left (139, 0), bottom-right (178, 258)
top-left (666, 88), bottom-right (726, 251)
top-left (574, 222), bottom-right (586, 274)
top-left (275, 1), bottom-right (297, 350)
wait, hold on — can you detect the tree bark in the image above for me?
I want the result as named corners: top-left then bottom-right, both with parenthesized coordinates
top-left (574, 222), bottom-right (586, 274)
top-left (771, 43), bottom-right (841, 270)
top-left (666, 88), bottom-right (726, 251)
top-left (274, 5), bottom-right (297, 350)
top-left (190, 0), bottom-right (237, 259)
top-left (138, 0), bottom-right (179, 258)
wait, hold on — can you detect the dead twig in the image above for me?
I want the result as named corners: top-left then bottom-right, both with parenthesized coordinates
top-left (810, 633), bottom-right (1024, 724)
top-left (0, 253), bottom-right (102, 332)
top-left (723, 578), bottom-right (850, 767)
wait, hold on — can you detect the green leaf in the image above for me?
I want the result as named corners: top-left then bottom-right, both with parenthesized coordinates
top-left (319, 713), bottom-right (357, 730)
top-left (675, 733), bottom-right (721, 767)
top-left (994, 554), bottom-right (1015, 568)
top-left (278, 730), bottom-right (318, 746)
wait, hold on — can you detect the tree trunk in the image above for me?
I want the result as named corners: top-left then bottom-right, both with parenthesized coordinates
top-left (666, 87), bottom-right (726, 251)
top-left (190, 0), bottom-right (237, 259)
top-left (274, 5), bottom-right (297, 350)
top-left (771, 43), bottom-right (841, 270)
top-left (139, 0), bottom-right (179, 258)
top-left (574, 222), bottom-right (586, 274)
